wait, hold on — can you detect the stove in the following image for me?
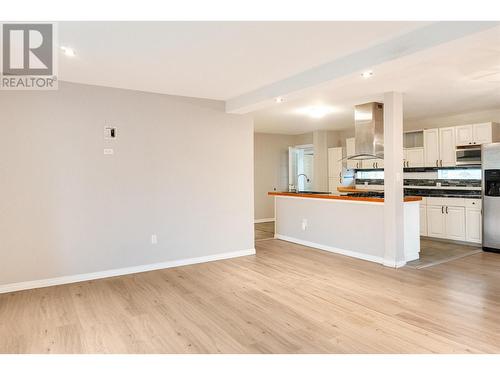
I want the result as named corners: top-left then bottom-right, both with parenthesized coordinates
top-left (346, 192), bottom-right (385, 198)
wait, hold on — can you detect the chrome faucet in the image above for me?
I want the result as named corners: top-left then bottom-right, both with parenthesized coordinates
top-left (297, 174), bottom-right (310, 183)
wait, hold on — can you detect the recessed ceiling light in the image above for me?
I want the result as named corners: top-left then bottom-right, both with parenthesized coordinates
top-left (296, 106), bottom-right (335, 119)
top-left (61, 46), bottom-right (76, 57)
top-left (275, 97), bottom-right (285, 103)
top-left (361, 70), bottom-right (373, 78)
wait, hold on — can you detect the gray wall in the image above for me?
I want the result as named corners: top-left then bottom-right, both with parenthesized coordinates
top-left (0, 82), bottom-right (254, 286)
top-left (254, 133), bottom-right (295, 220)
top-left (313, 130), bottom-right (328, 191)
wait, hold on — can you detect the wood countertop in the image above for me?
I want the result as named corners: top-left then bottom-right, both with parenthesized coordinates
top-left (268, 191), bottom-right (422, 203)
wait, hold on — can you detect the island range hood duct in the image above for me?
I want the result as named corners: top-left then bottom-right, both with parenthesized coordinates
top-left (347, 102), bottom-right (384, 160)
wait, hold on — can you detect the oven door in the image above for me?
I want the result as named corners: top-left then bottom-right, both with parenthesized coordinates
top-left (456, 147), bottom-right (481, 165)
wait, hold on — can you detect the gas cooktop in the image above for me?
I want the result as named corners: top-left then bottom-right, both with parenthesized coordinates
top-left (346, 192), bottom-right (385, 198)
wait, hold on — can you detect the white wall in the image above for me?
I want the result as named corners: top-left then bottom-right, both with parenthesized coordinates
top-left (404, 108), bottom-right (500, 130)
top-left (0, 82), bottom-right (254, 287)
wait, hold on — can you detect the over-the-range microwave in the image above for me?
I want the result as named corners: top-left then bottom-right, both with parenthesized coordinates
top-left (456, 146), bottom-right (482, 166)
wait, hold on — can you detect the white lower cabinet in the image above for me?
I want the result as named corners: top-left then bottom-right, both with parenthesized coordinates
top-left (466, 207), bottom-right (482, 244)
top-left (424, 198), bottom-right (479, 243)
top-left (427, 205), bottom-right (446, 238)
top-left (419, 203), bottom-right (427, 236)
top-left (445, 206), bottom-right (466, 241)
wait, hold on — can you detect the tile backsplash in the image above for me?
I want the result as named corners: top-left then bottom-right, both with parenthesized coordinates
top-left (356, 169), bottom-right (482, 187)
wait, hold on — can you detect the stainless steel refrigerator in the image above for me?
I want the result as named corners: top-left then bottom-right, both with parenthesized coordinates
top-left (483, 143), bottom-right (500, 253)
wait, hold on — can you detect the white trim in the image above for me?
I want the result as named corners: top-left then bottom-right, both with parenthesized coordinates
top-left (254, 218), bottom-right (275, 223)
top-left (382, 260), bottom-right (407, 268)
top-left (276, 234), bottom-right (407, 268)
top-left (0, 248), bottom-right (256, 294)
top-left (276, 234), bottom-right (384, 264)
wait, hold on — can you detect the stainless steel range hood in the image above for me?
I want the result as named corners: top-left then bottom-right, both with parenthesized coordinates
top-left (347, 102), bottom-right (384, 160)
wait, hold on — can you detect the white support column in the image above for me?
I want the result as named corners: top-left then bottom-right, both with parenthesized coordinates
top-left (312, 130), bottom-right (328, 192)
top-left (383, 92), bottom-right (405, 267)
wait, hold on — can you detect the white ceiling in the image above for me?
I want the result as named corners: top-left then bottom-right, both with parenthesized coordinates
top-left (58, 21), bottom-right (428, 100)
top-left (252, 26), bottom-right (500, 133)
top-left (58, 22), bottom-right (500, 134)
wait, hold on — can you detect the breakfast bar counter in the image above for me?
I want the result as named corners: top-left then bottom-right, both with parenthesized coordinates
top-left (268, 191), bottom-right (422, 203)
top-left (269, 191), bottom-right (421, 267)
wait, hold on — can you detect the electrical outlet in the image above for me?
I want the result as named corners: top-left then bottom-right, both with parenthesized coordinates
top-left (103, 148), bottom-right (114, 155)
top-left (151, 234), bottom-right (158, 245)
top-left (301, 219), bottom-right (308, 231)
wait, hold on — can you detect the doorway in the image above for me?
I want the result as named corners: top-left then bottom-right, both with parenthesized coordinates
top-left (288, 144), bottom-right (314, 191)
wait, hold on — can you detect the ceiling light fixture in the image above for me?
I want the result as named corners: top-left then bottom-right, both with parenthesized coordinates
top-left (275, 97), bottom-right (285, 103)
top-left (61, 46), bottom-right (76, 57)
top-left (296, 105), bottom-right (335, 119)
top-left (361, 70), bottom-right (373, 78)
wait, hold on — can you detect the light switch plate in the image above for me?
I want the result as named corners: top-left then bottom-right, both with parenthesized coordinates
top-left (104, 126), bottom-right (117, 140)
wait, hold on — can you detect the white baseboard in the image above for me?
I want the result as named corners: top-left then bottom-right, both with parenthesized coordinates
top-left (382, 260), bottom-right (407, 268)
top-left (254, 218), bottom-right (275, 223)
top-left (275, 234), bottom-right (407, 267)
top-left (0, 248), bottom-right (256, 294)
top-left (276, 234), bottom-right (384, 264)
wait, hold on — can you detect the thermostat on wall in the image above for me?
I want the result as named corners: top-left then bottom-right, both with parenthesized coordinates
top-left (104, 126), bottom-right (117, 140)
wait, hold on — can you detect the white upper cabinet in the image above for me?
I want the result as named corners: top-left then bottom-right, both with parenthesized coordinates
top-left (362, 159), bottom-right (374, 169)
top-left (455, 125), bottom-right (474, 146)
top-left (361, 159), bottom-right (383, 169)
top-left (473, 123), bottom-right (493, 145)
top-left (439, 127), bottom-right (456, 167)
top-left (456, 123), bottom-right (492, 146)
top-left (405, 148), bottom-right (424, 168)
top-left (424, 129), bottom-right (440, 167)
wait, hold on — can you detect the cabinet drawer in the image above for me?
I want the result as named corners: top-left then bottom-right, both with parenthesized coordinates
top-left (465, 199), bottom-right (482, 209)
top-left (426, 197), bottom-right (466, 207)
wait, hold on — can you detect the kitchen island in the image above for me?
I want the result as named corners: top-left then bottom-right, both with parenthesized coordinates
top-left (268, 192), bottom-right (422, 267)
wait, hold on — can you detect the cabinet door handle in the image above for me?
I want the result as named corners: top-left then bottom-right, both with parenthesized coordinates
top-left (446, 206), bottom-right (448, 214)
top-left (441, 206), bottom-right (444, 214)
top-left (407, 161), bottom-right (409, 168)
top-left (440, 160), bottom-right (443, 167)
top-left (436, 160), bottom-right (439, 167)
top-left (373, 162), bottom-right (376, 168)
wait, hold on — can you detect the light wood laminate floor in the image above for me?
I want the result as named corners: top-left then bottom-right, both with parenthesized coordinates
top-left (1, 239), bottom-right (499, 353)
top-left (255, 222), bottom-right (274, 241)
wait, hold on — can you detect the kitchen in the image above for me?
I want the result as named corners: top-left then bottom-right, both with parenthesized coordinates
top-left (258, 102), bottom-right (500, 268)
